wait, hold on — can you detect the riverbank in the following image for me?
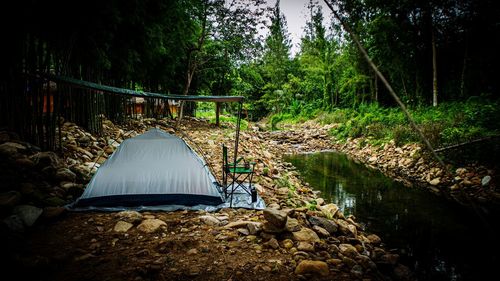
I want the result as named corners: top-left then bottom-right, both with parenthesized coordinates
top-left (262, 120), bottom-right (499, 208)
top-left (0, 117), bottom-right (412, 281)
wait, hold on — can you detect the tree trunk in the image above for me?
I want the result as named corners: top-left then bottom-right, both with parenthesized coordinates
top-left (432, 29), bottom-right (438, 107)
top-left (401, 74), bottom-right (408, 100)
top-left (460, 39), bottom-right (468, 98)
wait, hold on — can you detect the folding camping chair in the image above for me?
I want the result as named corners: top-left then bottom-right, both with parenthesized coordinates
top-left (222, 144), bottom-right (257, 205)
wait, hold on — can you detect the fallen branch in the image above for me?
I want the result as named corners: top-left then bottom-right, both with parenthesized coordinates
top-left (434, 136), bottom-right (498, 153)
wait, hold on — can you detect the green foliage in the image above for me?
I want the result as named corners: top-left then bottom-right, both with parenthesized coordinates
top-left (306, 200), bottom-right (318, 211)
top-left (275, 175), bottom-right (296, 192)
top-left (324, 100), bottom-right (500, 147)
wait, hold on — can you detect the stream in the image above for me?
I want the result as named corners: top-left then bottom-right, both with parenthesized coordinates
top-left (284, 152), bottom-right (499, 281)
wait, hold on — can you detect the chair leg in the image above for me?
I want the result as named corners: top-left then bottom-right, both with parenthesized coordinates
top-left (249, 173), bottom-right (256, 202)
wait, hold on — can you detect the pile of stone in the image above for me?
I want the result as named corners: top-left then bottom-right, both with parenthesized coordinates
top-left (209, 204), bottom-right (412, 280)
top-left (0, 133), bottom-right (80, 231)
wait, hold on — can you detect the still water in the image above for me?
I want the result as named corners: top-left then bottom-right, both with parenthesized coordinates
top-left (284, 152), bottom-right (499, 281)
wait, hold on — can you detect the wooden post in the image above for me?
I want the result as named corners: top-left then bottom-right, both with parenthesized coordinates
top-left (215, 102), bottom-right (220, 127)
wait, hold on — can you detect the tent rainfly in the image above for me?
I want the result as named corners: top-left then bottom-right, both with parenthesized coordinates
top-left (73, 129), bottom-right (224, 208)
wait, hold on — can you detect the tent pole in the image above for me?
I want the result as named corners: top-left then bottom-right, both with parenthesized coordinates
top-left (230, 101), bottom-right (243, 207)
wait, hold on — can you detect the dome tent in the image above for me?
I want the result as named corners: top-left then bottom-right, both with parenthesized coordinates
top-left (72, 128), bottom-right (224, 209)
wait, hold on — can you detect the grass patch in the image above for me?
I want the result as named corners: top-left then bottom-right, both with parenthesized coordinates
top-left (324, 99), bottom-right (500, 147)
top-left (196, 110), bottom-right (249, 131)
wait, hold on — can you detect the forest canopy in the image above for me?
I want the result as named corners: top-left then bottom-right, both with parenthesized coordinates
top-left (1, 0), bottom-right (499, 118)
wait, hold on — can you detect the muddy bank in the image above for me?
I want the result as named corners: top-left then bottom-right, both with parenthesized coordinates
top-left (0, 117), bottom-right (412, 281)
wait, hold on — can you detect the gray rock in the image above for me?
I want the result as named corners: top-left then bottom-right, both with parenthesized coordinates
top-left (319, 203), bottom-right (339, 218)
top-left (292, 228), bottom-right (320, 242)
top-left (44, 196), bottom-right (67, 207)
top-left (237, 228), bottom-right (249, 236)
top-left (247, 222), bottom-right (262, 235)
top-left (13, 205), bottom-right (43, 227)
top-left (264, 238), bottom-right (280, 249)
top-left (379, 253), bottom-right (399, 265)
top-left (339, 243), bottom-right (358, 258)
top-left (55, 168), bottom-right (77, 182)
top-left (351, 265), bottom-right (364, 277)
top-left (367, 234), bottom-right (382, 245)
top-left (308, 216), bottom-right (338, 234)
top-left (337, 219), bottom-right (356, 237)
top-left (294, 260), bottom-right (329, 276)
top-left (199, 215), bottom-right (221, 226)
top-left (482, 175), bottom-right (491, 187)
top-left (262, 221), bottom-right (285, 233)
top-left (186, 248), bottom-right (198, 255)
top-left (263, 208), bottom-right (287, 228)
top-left (312, 225), bottom-right (330, 237)
top-left (297, 242), bottom-right (314, 252)
top-left (224, 220), bottom-right (253, 229)
top-left (285, 217), bottom-right (301, 232)
top-left (116, 210), bottom-right (143, 224)
top-left (342, 256), bottom-right (357, 267)
top-left (114, 221), bottom-right (134, 232)
top-left (3, 215), bottom-right (25, 232)
top-left (429, 178), bottom-right (440, 186)
top-left (356, 255), bottom-right (377, 270)
top-left (30, 151), bottom-right (61, 169)
top-left (0, 142), bottom-right (26, 156)
top-left (282, 239), bottom-right (294, 249)
top-left (137, 219), bottom-right (167, 233)
top-left (0, 191), bottom-right (22, 209)
top-left (78, 136), bottom-right (91, 146)
top-left (15, 157), bottom-right (35, 168)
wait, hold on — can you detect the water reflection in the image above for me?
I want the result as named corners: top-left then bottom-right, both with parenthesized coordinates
top-left (284, 152), bottom-right (499, 281)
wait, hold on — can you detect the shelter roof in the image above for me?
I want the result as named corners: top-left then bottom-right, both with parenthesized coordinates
top-left (41, 73), bottom-right (244, 102)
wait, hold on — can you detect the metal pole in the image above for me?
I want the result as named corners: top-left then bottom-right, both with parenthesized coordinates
top-left (230, 101), bottom-right (243, 207)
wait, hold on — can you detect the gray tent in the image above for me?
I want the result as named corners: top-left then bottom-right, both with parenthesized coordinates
top-left (73, 128), bottom-right (223, 208)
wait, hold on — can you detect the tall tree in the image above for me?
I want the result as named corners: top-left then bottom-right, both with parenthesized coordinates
top-left (261, 0), bottom-right (292, 113)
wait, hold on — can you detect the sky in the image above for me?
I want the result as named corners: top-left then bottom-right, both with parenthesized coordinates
top-left (277, 0), bottom-right (332, 56)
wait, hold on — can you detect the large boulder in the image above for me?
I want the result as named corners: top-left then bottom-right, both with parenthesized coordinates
top-left (285, 217), bottom-right (301, 232)
top-left (55, 168), bottom-right (77, 182)
top-left (320, 203), bottom-right (340, 218)
top-left (308, 216), bottom-right (338, 234)
top-left (30, 151), bottom-right (61, 170)
top-left (263, 208), bottom-right (287, 228)
top-left (114, 221), bottom-right (134, 232)
top-left (339, 243), bottom-right (359, 258)
top-left (0, 142), bottom-right (26, 157)
top-left (13, 205), bottom-right (43, 227)
top-left (199, 215), bottom-right (222, 226)
top-left (137, 219), bottom-right (167, 233)
top-left (292, 227), bottom-right (320, 242)
top-left (115, 210), bottom-right (143, 224)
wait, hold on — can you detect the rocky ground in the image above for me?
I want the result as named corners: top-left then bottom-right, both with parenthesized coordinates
top-left (0, 117), bottom-right (417, 281)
